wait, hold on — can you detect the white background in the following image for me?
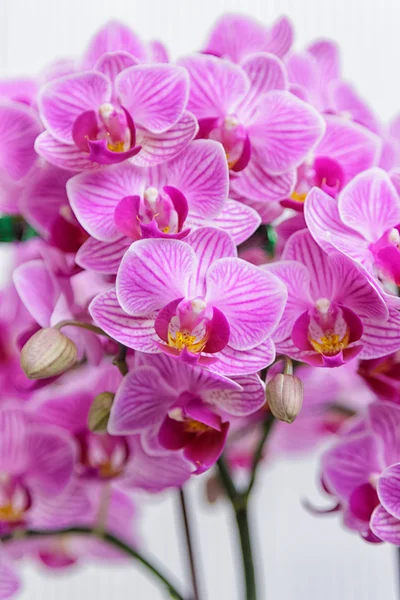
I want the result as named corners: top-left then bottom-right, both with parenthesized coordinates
top-left (0, 0), bottom-right (399, 598)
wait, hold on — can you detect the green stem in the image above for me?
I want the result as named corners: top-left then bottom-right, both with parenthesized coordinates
top-left (113, 343), bottom-right (129, 376)
top-left (178, 488), bottom-right (201, 600)
top-left (246, 412), bottom-right (275, 498)
top-left (0, 527), bottom-right (184, 599)
top-left (54, 320), bottom-right (110, 338)
top-left (235, 506), bottom-right (256, 600)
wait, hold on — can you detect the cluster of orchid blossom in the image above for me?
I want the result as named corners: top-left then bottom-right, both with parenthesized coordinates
top-left (1, 11), bottom-right (400, 599)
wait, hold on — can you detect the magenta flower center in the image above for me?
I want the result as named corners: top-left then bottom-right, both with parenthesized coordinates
top-left (209, 115), bottom-right (248, 170)
top-left (168, 298), bottom-right (210, 353)
top-left (98, 103), bottom-right (131, 152)
top-left (77, 432), bottom-right (130, 480)
top-left (308, 299), bottom-right (350, 356)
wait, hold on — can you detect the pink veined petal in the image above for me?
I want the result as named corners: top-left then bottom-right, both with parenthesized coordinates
top-left (133, 111), bottom-right (198, 167)
top-left (316, 115), bottom-right (382, 184)
top-left (211, 199), bottom-right (261, 245)
top-left (116, 64), bottom-right (189, 133)
top-left (123, 437), bottom-right (192, 492)
top-left (29, 481), bottom-right (93, 530)
top-left (26, 426), bottom-right (76, 497)
top-left (167, 139), bottom-right (229, 218)
top-left (338, 168), bottom-right (400, 243)
top-left (237, 53), bottom-right (288, 119)
top-left (34, 132), bottom-right (100, 172)
top-left (186, 227), bottom-right (237, 296)
top-left (0, 558), bottom-right (20, 600)
top-left (38, 72), bottom-right (111, 144)
top-left (148, 40), bottom-right (169, 63)
top-left (263, 260), bottom-right (313, 342)
top-left (378, 463), bottom-right (400, 519)
top-left (265, 16), bottom-right (294, 58)
top-left (330, 80), bottom-right (381, 134)
top-left (231, 154), bottom-right (296, 202)
top-left (206, 257), bottom-right (287, 351)
top-left (67, 162), bottom-right (145, 241)
top-left (0, 101), bottom-right (41, 180)
top-left (89, 288), bottom-right (159, 352)
top-left (370, 504), bottom-right (400, 544)
top-left (208, 338), bottom-right (276, 376)
top-left (94, 51), bottom-right (138, 84)
top-left (117, 238), bottom-right (194, 315)
top-left (108, 366), bottom-right (175, 435)
top-left (322, 433), bottom-right (382, 502)
top-left (360, 310), bottom-right (400, 360)
top-left (304, 186), bottom-right (370, 262)
top-left (328, 253), bottom-right (389, 320)
top-left (246, 90), bottom-right (325, 175)
top-left (13, 260), bottom-right (59, 328)
top-left (203, 13), bottom-right (270, 63)
top-left (81, 20), bottom-right (147, 68)
top-left (307, 39), bottom-right (341, 108)
top-left (368, 402), bottom-right (400, 467)
top-left (76, 236), bottom-right (131, 274)
top-left (0, 410), bottom-right (29, 474)
top-left (282, 229), bottom-right (336, 301)
top-left (178, 54), bottom-right (248, 119)
top-left (205, 372), bottom-right (266, 416)
top-left (286, 52), bottom-right (319, 102)
top-left (184, 422), bottom-right (229, 473)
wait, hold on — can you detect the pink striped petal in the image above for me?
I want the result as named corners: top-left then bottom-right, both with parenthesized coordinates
top-left (338, 169), bottom-right (400, 243)
top-left (76, 236), bottom-right (131, 274)
top-left (206, 257), bottom-right (287, 350)
top-left (89, 288), bottom-right (159, 352)
top-left (317, 116), bottom-right (382, 184)
top-left (38, 72), bottom-right (111, 144)
top-left (304, 186), bottom-right (369, 261)
top-left (238, 53), bottom-right (288, 119)
top-left (94, 51), bottom-right (138, 83)
top-left (231, 155), bottom-right (295, 202)
top-left (370, 504), bottom-right (400, 544)
top-left (0, 102), bottom-right (41, 180)
top-left (286, 53), bottom-right (318, 100)
top-left (378, 463), bottom-right (400, 519)
top-left (167, 139), bottom-right (229, 218)
top-left (117, 238), bottom-right (194, 315)
top-left (360, 310), bottom-right (400, 359)
top-left (265, 16), bottom-right (294, 58)
top-left (282, 229), bottom-right (335, 301)
top-left (263, 260), bottom-right (312, 342)
top-left (246, 91), bottom-right (324, 174)
top-left (27, 426), bottom-right (76, 497)
top-left (13, 260), bottom-right (59, 328)
top-left (208, 338), bottom-right (276, 376)
top-left (148, 40), bottom-right (169, 63)
top-left (322, 433), bottom-right (382, 501)
top-left (132, 111), bottom-right (198, 166)
top-left (116, 64), bottom-right (189, 133)
top-left (0, 410), bottom-right (29, 474)
top-left (109, 366), bottom-right (175, 434)
top-left (0, 558), bottom-right (20, 600)
top-left (123, 437), bottom-right (192, 491)
top-left (187, 227), bottom-right (236, 296)
top-left (307, 39), bottom-right (340, 108)
top-left (331, 80), bottom-right (381, 133)
top-left (178, 54), bottom-right (248, 118)
top-left (368, 402), bottom-right (400, 467)
top-left (206, 372), bottom-right (265, 416)
top-left (212, 199), bottom-right (261, 244)
top-left (81, 20), bottom-right (147, 68)
top-left (35, 132), bottom-right (100, 172)
top-left (67, 163), bottom-right (144, 241)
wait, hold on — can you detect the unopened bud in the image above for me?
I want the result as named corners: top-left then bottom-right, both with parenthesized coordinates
top-left (266, 374), bottom-right (303, 423)
top-left (205, 475), bottom-right (223, 504)
top-left (88, 392), bottom-right (115, 433)
top-left (21, 328), bottom-right (77, 379)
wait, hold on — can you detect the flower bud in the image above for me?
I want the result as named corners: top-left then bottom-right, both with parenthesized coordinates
top-left (88, 392), bottom-right (115, 433)
top-left (20, 328), bottom-right (77, 380)
top-left (266, 373), bottom-right (304, 423)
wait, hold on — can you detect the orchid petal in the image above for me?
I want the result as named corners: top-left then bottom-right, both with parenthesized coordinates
top-left (231, 155), bottom-right (295, 202)
top-left (378, 463), bottom-right (400, 519)
top-left (0, 410), bottom-right (29, 474)
top-left (0, 102), bottom-right (41, 180)
top-left (211, 199), bottom-right (261, 244)
top-left (209, 338), bottom-right (276, 376)
top-left (35, 132), bottom-right (100, 172)
top-left (76, 236), bottom-right (131, 274)
top-left (94, 51), bottom-right (138, 83)
top-left (81, 20), bottom-right (147, 68)
top-left (370, 504), bottom-right (400, 544)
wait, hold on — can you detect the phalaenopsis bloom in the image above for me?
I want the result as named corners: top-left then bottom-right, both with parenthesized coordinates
top-left (0, 11), bottom-right (399, 600)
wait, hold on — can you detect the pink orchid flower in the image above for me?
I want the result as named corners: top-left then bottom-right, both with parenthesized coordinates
top-left (358, 353), bottom-right (400, 403)
top-left (322, 402), bottom-right (400, 544)
top-left (34, 364), bottom-right (192, 491)
top-left (35, 58), bottom-right (196, 171)
top-left (90, 227), bottom-right (287, 376)
top-left (108, 353), bottom-right (265, 473)
top-left (203, 13), bottom-right (293, 63)
top-left (0, 408), bottom-right (76, 536)
top-left (0, 553), bottom-right (20, 599)
top-left (305, 168), bottom-right (400, 290)
top-left (265, 229), bottom-right (400, 367)
top-left (178, 52), bottom-right (324, 203)
top-left (67, 140), bottom-right (260, 274)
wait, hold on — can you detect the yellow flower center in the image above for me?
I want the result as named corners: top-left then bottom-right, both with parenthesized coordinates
top-left (309, 330), bottom-right (350, 356)
top-left (290, 190), bottom-right (307, 203)
top-left (107, 140), bottom-right (125, 153)
top-left (168, 330), bottom-right (207, 353)
top-left (0, 503), bottom-right (24, 523)
top-left (183, 419), bottom-right (211, 434)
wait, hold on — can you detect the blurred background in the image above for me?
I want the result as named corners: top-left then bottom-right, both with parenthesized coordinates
top-left (0, 0), bottom-right (399, 598)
